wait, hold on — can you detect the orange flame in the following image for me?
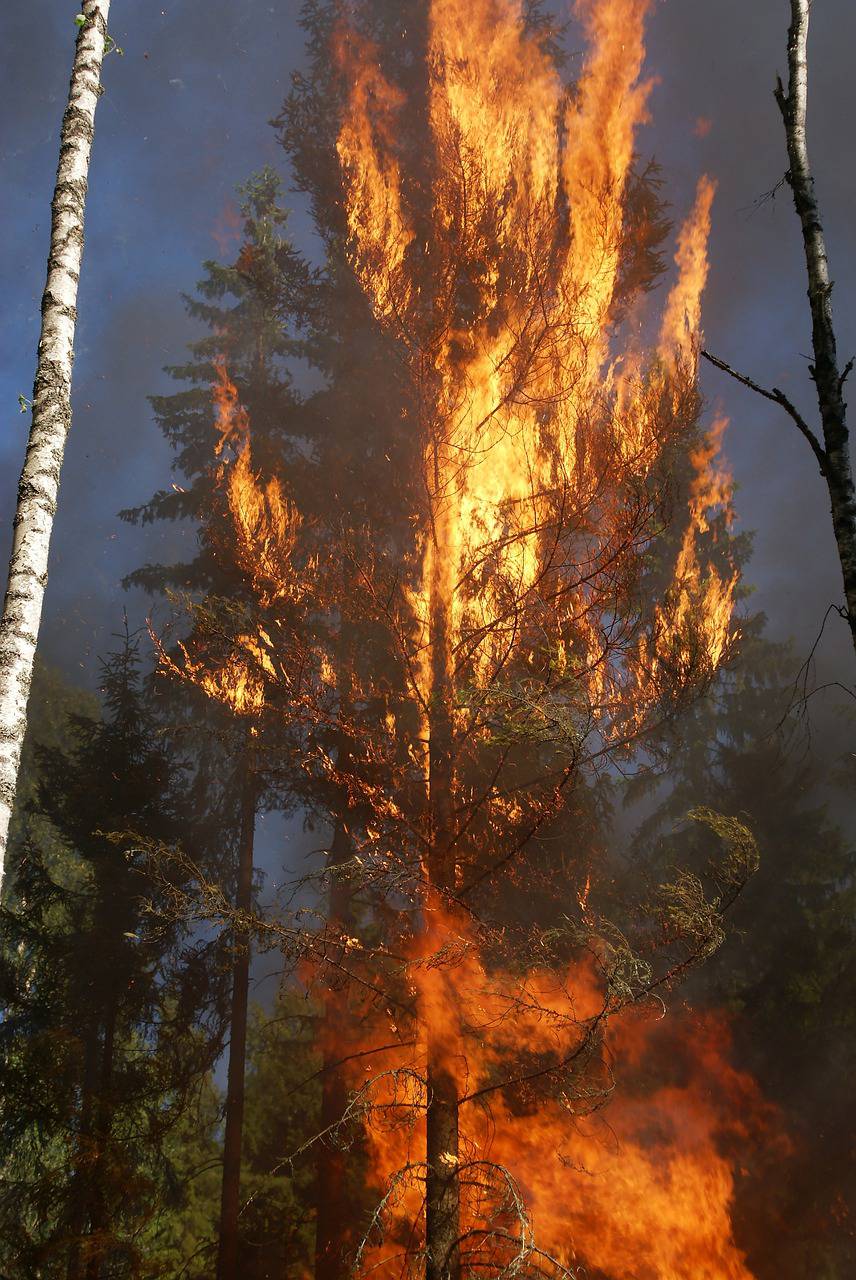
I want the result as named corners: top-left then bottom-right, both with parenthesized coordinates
top-left (340, 905), bottom-right (773, 1280)
top-left (337, 0), bottom-right (737, 741)
top-left (153, 360), bottom-right (305, 717)
top-left (212, 355), bottom-right (250, 458)
top-left (652, 416), bottom-right (738, 682)
top-left (153, 630), bottom-right (273, 718)
top-left (330, 2), bottom-right (753, 1276)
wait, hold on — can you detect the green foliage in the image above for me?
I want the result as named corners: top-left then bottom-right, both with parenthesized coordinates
top-left (142, 1076), bottom-right (223, 1277)
top-left (0, 641), bottom-right (227, 1277)
top-left (120, 168), bottom-right (309, 598)
top-left (4, 659), bottom-right (99, 879)
top-left (236, 992), bottom-right (322, 1280)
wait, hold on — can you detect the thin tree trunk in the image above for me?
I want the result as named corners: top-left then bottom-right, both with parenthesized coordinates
top-left (83, 996), bottom-right (118, 1280)
top-left (425, 499), bottom-right (460, 1280)
top-left (773, 0), bottom-right (856, 654)
top-left (315, 815), bottom-right (356, 1280)
top-left (0, 0), bottom-right (111, 886)
top-left (66, 1018), bottom-right (101, 1280)
top-left (216, 758), bottom-right (258, 1280)
top-left (706, 0), bottom-right (856, 661)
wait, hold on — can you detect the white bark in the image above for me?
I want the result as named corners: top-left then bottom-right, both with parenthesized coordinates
top-left (774, 0), bottom-right (856, 656)
top-left (0, 0), bottom-right (111, 887)
top-left (704, 0), bottom-right (856, 663)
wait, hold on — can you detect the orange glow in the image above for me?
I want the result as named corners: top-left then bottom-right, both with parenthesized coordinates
top-left (331, 2), bottom-right (751, 1277)
top-left (154, 6), bottom-right (752, 1276)
top-left (153, 360), bottom-right (304, 717)
top-left (346, 905), bottom-right (770, 1280)
top-left (660, 176), bottom-right (717, 364)
top-left (212, 355), bottom-right (250, 458)
top-left (652, 416), bottom-right (738, 682)
top-left (337, 0), bottom-right (736, 743)
top-left (153, 630), bottom-right (272, 717)
top-left (227, 445), bottom-right (302, 610)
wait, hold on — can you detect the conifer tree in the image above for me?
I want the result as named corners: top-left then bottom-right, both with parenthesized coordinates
top-left (0, 638), bottom-right (227, 1279)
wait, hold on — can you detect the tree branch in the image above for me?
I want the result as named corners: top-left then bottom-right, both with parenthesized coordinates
top-left (701, 348), bottom-right (828, 473)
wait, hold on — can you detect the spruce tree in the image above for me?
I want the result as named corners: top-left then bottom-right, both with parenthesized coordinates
top-left (0, 638), bottom-right (227, 1278)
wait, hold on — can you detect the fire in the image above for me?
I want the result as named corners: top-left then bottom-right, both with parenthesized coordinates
top-left (152, 630), bottom-right (273, 718)
top-left (154, 3), bottom-right (751, 1276)
top-left (329, 2), bottom-right (750, 1278)
top-left (152, 360), bottom-right (304, 716)
top-left (650, 416), bottom-right (738, 682)
top-left (336, 0), bottom-right (737, 741)
top-left (660, 176), bottom-right (717, 361)
top-left (227, 445), bottom-right (302, 610)
top-left (344, 905), bottom-right (771, 1280)
top-left (212, 355), bottom-right (250, 458)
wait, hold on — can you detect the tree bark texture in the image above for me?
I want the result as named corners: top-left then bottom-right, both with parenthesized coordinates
top-left (425, 499), bottom-right (461, 1280)
top-left (216, 761), bottom-right (258, 1280)
top-left (315, 815), bottom-right (357, 1280)
top-left (775, 0), bottom-right (856, 653)
top-left (83, 998), bottom-right (118, 1280)
top-left (66, 982), bottom-right (118, 1280)
top-left (66, 1017), bottom-right (101, 1280)
top-left (0, 0), bottom-right (111, 887)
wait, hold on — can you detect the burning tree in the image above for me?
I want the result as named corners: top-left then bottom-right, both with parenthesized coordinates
top-left (319, 1), bottom-right (744, 1275)
top-left (126, 172), bottom-right (317, 1280)
top-left (148, 1), bottom-right (755, 1276)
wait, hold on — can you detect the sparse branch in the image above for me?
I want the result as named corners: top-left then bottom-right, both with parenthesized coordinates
top-left (702, 0), bottom-right (856, 659)
top-left (700, 349), bottom-right (827, 473)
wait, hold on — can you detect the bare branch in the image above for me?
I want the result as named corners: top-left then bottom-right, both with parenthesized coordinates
top-left (701, 348), bottom-right (827, 473)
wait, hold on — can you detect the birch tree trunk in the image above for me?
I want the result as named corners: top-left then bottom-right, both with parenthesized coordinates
top-left (774, 0), bottom-right (856, 655)
top-left (0, 0), bottom-right (111, 887)
top-left (703, 0), bottom-right (856, 662)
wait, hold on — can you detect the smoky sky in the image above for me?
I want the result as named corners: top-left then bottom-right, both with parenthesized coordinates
top-left (2, 0), bottom-right (855, 734)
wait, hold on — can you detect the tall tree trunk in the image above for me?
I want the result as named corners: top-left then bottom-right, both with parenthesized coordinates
top-left (83, 995), bottom-right (118, 1280)
top-left (216, 758), bottom-right (258, 1280)
top-left (425, 499), bottom-right (460, 1280)
top-left (67, 971), bottom-right (119, 1280)
top-left (66, 1017), bottom-right (101, 1280)
top-left (0, 0), bottom-right (111, 886)
top-left (315, 815), bottom-right (356, 1280)
top-left (774, 0), bottom-right (856, 655)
